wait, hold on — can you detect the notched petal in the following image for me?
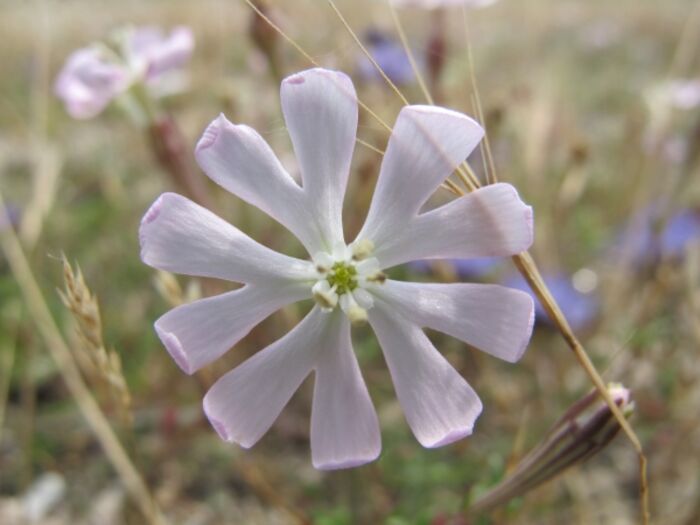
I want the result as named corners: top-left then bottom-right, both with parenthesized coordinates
top-left (195, 113), bottom-right (227, 152)
top-left (156, 326), bottom-right (194, 375)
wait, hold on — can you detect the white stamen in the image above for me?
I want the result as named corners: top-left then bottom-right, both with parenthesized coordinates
top-left (312, 280), bottom-right (338, 310)
top-left (351, 239), bottom-right (375, 260)
top-left (347, 306), bottom-right (368, 325)
top-left (339, 292), bottom-right (368, 325)
top-left (313, 252), bottom-right (334, 273)
top-left (310, 249), bottom-right (384, 321)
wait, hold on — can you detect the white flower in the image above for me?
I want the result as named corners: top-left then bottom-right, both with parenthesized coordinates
top-left (54, 26), bottom-right (194, 119)
top-left (140, 67), bottom-right (535, 469)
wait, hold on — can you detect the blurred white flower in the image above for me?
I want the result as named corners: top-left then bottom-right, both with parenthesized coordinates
top-left (54, 26), bottom-right (194, 119)
top-left (643, 78), bottom-right (700, 152)
top-left (665, 79), bottom-right (700, 110)
top-left (140, 67), bottom-right (534, 469)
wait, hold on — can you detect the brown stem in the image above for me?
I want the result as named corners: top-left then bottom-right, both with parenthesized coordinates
top-left (148, 114), bottom-right (214, 210)
top-left (426, 9), bottom-right (447, 104)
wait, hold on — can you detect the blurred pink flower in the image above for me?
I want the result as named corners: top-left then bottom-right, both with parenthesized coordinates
top-left (54, 26), bottom-right (194, 119)
top-left (124, 26), bottom-right (194, 96)
top-left (140, 68), bottom-right (534, 469)
top-left (665, 79), bottom-right (700, 110)
top-left (54, 47), bottom-right (129, 119)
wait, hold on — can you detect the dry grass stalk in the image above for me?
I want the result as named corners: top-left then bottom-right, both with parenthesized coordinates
top-left (59, 255), bottom-right (132, 426)
top-left (153, 270), bottom-right (202, 307)
top-left (0, 191), bottom-right (163, 524)
top-left (153, 270), bottom-right (184, 307)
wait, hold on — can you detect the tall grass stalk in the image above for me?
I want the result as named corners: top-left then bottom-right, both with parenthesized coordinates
top-left (0, 190), bottom-right (164, 525)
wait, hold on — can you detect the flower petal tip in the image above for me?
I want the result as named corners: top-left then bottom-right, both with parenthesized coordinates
top-left (401, 104), bottom-right (485, 134)
top-left (139, 194), bottom-right (166, 260)
top-left (524, 204), bottom-right (535, 249)
top-left (507, 296), bottom-right (536, 364)
top-left (285, 73), bottom-right (306, 85)
top-left (207, 414), bottom-right (232, 442)
top-left (155, 325), bottom-right (195, 375)
top-left (282, 67), bottom-right (350, 88)
top-left (313, 452), bottom-right (380, 471)
top-left (424, 426), bottom-right (475, 449)
top-left (141, 194), bottom-right (164, 227)
top-left (196, 113), bottom-right (228, 153)
top-left (524, 297), bottom-right (536, 344)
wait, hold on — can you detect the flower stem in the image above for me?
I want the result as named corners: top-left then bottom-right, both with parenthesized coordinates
top-left (511, 252), bottom-right (650, 524)
top-left (148, 113), bottom-right (215, 210)
top-left (470, 385), bottom-right (632, 514)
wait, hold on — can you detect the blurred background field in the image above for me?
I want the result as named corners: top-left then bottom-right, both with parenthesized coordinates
top-left (1, 0), bottom-right (700, 523)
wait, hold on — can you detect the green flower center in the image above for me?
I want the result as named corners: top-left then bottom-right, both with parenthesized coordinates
top-left (327, 262), bottom-right (358, 295)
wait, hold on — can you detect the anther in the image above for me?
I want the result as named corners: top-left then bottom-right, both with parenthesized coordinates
top-left (312, 280), bottom-right (338, 310)
top-left (347, 306), bottom-right (368, 325)
top-left (366, 271), bottom-right (386, 284)
top-left (351, 239), bottom-right (375, 261)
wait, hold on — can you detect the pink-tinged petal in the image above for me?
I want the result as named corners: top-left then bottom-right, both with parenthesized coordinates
top-left (371, 183), bottom-right (533, 268)
top-left (54, 47), bottom-right (129, 119)
top-left (195, 114), bottom-right (325, 254)
top-left (203, 306), bottom-right (330, 448)
top-left (357, 105), bottom-right (483, 246)
top-left (139, 193), bottom-right (314, 284)
top-left (280, 68), bottom-right (358, 250)
top-left (125, 26), bottom-right (194, 78)
top-left (155, 284), bottom-right (310, 374)
top-left (368, 305), bottom-right (483, 448)
top-left (142, 26), bottom-right (194, 78)
top-left (371, 280), bottom-right (534, 363)
top-left (126, 26), bottom-right (163, 55)
top-left (311, 313), bottom-right (381, 470)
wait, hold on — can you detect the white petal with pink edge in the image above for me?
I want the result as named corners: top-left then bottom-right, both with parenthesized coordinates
top-left (368, 305), bottom-right (483, 448)
top-left (139, 192), bottom-right (315, 284)
top-left (369, 183), bottom-right (533, 269)
top-left (357, 105), bottom-right (483, 247)
top-left (370, 280), bottom-right (534, 363)
top-left (280, 68), bottom-right (358, 251)
top-left (194, 114), bottom-right (325, 253)
top-left (154, 284), bottom-right (310, 374)
top-left (310, 311), bottom-right (380, 469)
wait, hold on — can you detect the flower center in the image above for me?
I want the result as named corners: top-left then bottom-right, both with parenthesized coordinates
top-left (327, 261), bottom-right (357, 295)
top-left (310, 241), bottom-right (385, 324)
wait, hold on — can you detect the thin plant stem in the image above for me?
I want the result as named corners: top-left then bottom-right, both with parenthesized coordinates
top-left (511, 252), bottom-right (649, 524)
top-left (462, 8), bottom-right (497, 184)
top-left (388, 3), bottom-right (434, 105)
top-left (472, 93), bottom-right (492, 180)
top-left (0, 308), bottom-right (19, 443)
top-left (242, 0), bottom-right (393, 134)
top-left (666, 0), bottom-right (700, 78)
top-left (237, 4), bottom-right (650, 522)
top-left (327, 0), bottom-right (409, 106)
top-left (356, 137), bottom-right (385, 156)
top-left (0, 190), bottom-right (164, 525)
